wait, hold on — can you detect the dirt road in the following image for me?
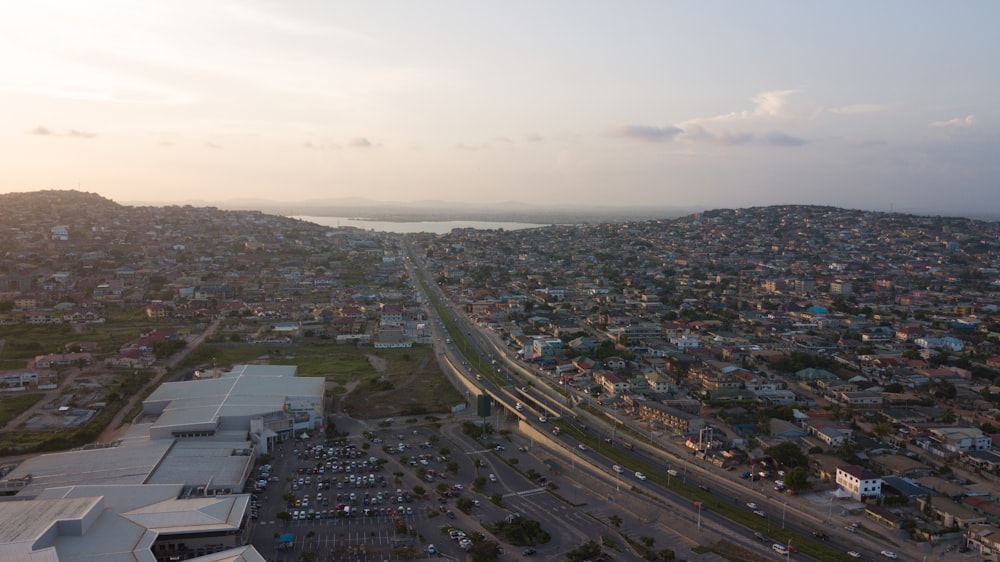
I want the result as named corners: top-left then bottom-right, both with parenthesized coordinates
top-left (96, 317), bottom-right (222, 443)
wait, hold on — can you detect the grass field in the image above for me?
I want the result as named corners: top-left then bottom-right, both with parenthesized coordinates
top-left (179, 340), bottom-right (462, 419)
top-left (341, 346), bottom-right (464, 419)
top-left (0, 393), bottom-right (45, 427)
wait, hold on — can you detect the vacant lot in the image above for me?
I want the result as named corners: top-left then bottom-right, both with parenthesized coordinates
top-left (181, 341), bottom-right (462, 419)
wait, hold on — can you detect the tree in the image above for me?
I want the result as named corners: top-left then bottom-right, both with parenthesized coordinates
top-left (871, 422), bottom-right (894, 440)
top-left (609, 514), bottom-right (622, 529)
top-left (784, 466), bottom-right (811, 492)
top-left (941, 408), bottom-right (957, 424)
top-left (470, 540), bottom-right (502, 562)
top-left (564, 540), bottom-right (603, 562)
top-left (765, 441), bottom-right (808, 469)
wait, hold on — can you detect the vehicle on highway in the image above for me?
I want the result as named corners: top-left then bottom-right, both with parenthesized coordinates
top-left (746, 502), bottom-right (757, 509)
top-left (612, 465), bottom-right (624, 474)
top-left (772, 544), bottom-right (788, 555)
top-left (578, 443), bottom-right (587, 451)
top-left (754, 509), bottom-right (767, 517)
top-left (515, 402), bottom-right (523, 411)
top-left (880, 551), bottom-right (897, 559)
top-left (635, 471), bottom-right (646, 480)
top-left (489, 473), bottom-right (497, 483)
top-left (523, 548), bottom-right (536, 556)
top-left (848, 552), bottom-right (861, 559)
top-left (538, 415), bottom-right (547, 423)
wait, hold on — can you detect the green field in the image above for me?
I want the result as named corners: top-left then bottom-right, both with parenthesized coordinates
top-left (0, 393), bottom-right (45, 427)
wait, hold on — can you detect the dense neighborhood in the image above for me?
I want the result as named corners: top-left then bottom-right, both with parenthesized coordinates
top-left (4, 191), bottom-right (1000, 555)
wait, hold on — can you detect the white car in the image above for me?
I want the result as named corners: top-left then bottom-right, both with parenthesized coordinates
top-left (848, 552), bottom-right (862, 559)
top-left (489, 473), bottom-right (497, 483)
top-left (538, 415), bottom-right (547, 423)
top-left (746, 502), bottom-right (757, 510)
top-left (772, 544), bottom-right (788, 555)
top-left (635, 471), bottom-right (647, 480)
top-left (612, 465), bottom-right (624, 474)
top-left (578, 443), bottom-right (587, 451)
top-left (880, 551), bottom-right (897, 559)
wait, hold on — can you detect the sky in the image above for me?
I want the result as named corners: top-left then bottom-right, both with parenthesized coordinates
top-left (2, 1), bottom-right (998, 216)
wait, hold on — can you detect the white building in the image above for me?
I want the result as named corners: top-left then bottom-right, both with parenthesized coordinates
top-left (929, 427), bottom-right (992, 453)
top-left (836, 465), bottom-right (882, 501)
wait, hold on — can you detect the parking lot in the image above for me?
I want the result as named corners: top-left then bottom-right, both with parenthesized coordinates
top-left (248, 420), bottom-right (489, 561)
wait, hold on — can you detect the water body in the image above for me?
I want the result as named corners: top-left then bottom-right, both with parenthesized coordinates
top-left (291, 216), bottom-right (549, 234)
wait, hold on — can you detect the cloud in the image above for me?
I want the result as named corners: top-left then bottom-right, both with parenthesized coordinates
top-left (929, 115), bottom-right (975, 128)
top-left (28, 125), bottom-right (96, 138)
top-left (685, 125), bottom-right (755, 146)
top-left (682, 89), bottom-right (802, 126)
top-left (749, 89), bottom-right (800, 118)
top-left (761, 131), bottom-right (808, 147)
top-left (828, 104), bottom-right (891, 115)
top-left (610, 124), bottom-right (683, 143)
top-left (525, 133), bottom-right (544, 142)
top-left (349, 137), bottom-right (376, 148)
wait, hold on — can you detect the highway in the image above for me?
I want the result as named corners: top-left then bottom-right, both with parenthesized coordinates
top-left (403, 240), bottom-right (897, 562)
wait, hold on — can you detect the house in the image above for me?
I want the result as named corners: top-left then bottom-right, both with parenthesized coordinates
top-left (837, 390), bottom-right (883, 409)
top-left (594, 370), bottom-right (631, 396)
top-left (928, 427), bottom-right (992, 453)
top-left (836, 465), bottom-right (882, 501)
top-left (635, 400), bottom-right (705, 434)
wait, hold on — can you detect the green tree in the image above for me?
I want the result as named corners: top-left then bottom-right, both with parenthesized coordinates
top-left (784, 466), bottom-right (811, 492)
top-left (609, 514), bottom-right (622, 529)
top-left (470, 540), bottom-right (502, 562)
top-left (564, 540), bottom-right (603, 562)
top-left (765, 441), bottom-right (808, 469)
top-left (871, 422), bottom-right (895, 439)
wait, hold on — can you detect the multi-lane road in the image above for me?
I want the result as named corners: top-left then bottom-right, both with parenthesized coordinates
top-left (403, 242), bottom-right (926, 562)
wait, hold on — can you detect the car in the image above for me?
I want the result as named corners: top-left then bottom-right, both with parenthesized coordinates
top-left (523, 548), bottom-right (537, 555)
top-left (848, 552), bottom-right (862, 559)
top-left (754, 509), bottom-right (767, 517)
top-left (880, 551), bottom-right (897, 559)
top-left (489, 473), bottom-right (497, 483)
top-left (578, 443), bottom-right (587, 451)
top-left (538, 416), bottom-right (547, 423)
top-left (428, 544), bottom-right (437, 554)
top-left (746, 502), bottom-right (757, 510)
top-left (812, 532), bottom-right (829, 541)
top-left (635, 471), bottom-right (647, 480)
top-left (612, 465), bottom-right (624, 474)
top-left (772, 544), bottom-right (788, 555)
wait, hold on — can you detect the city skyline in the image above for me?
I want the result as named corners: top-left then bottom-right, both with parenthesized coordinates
top-left (3, 1), bottom-right (998, 216)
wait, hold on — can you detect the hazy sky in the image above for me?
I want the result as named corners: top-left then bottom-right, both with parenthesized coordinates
top-left (3, 1), bottom-right (998, 215)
